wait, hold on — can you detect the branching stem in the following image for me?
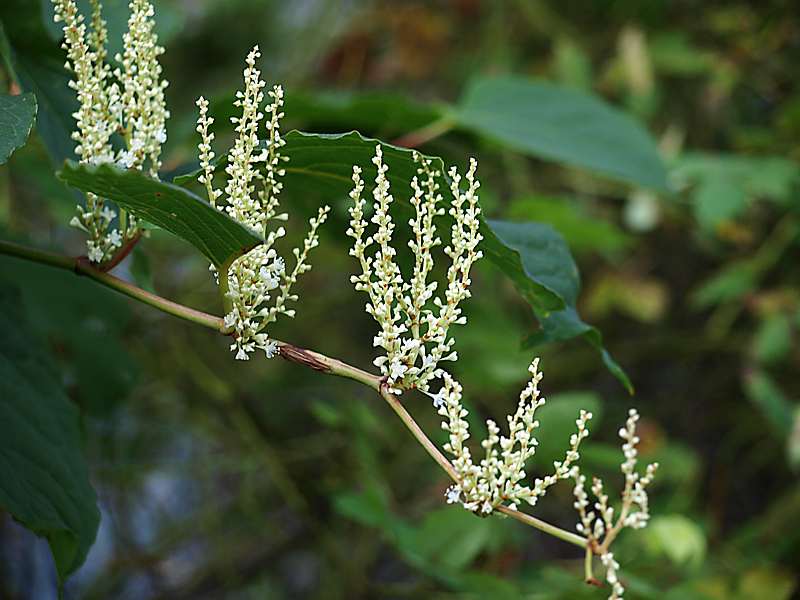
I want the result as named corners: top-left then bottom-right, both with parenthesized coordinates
top-left (99, 231), bottom-right (141, 272)
top-left (0, 238), bottom-right (588, 551)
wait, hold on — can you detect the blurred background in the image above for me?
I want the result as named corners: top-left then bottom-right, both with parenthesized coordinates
top-left (1, 0), bottom-right (799, 598)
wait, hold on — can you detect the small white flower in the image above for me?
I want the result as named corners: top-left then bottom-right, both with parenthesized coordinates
top-left (436, 359), bottom-right (596, 517)
top-left (108, 229), bottom-right (122, 248)
top-left (388, 360), bottom-right (407, 382)
top-left (426, 387), bottom-right (447, 409)
top-left (87, 243), bottom-right (104, 263)
top-left (259, 264), bottom-right (280, 289)
top-left (445, 485), bottom-right (461, 504)
top-left (263, 340), bottom-right (279, 358)
top-left (100, 206), bottom-right (116, 222)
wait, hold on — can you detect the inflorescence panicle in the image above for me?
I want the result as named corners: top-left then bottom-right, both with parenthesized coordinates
top-left (53, 0), bottom-right (169, 263)
top-left (347, 148), bottom-right (483, 393)
top-left (437, 359), bottom-right (591, 515)
top-left (570, 408), bottom-right (659, 599)
top-left (195, 46), bottom-right (329, 361)
top-left (434, 359), bottom-right (657, 600)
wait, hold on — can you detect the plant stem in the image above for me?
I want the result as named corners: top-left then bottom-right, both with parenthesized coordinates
top-left (100, 231), bottom-right (141, 272)
top-left (0, 238), bottom-right (589, 551)
top-left (584, 546), bottom-right (596, 583)
top-left (380, 386), bottom-right (459, 481)
top-left (393, 116), bottom-right (456, 149)
top-left (0, 240), bottom-right (223, 331)
top-left (496, 505), bottom-right (587, 548)
top-left (277, 342), bottom-right (381, 390)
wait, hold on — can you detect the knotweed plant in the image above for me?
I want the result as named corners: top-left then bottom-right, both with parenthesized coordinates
top-left (194, 46), bottom-right (329, 360)
top-left (435, 360), bottom-right (657, 599)
top-left (52, 0), bottom-right (169, 263)
top-left (347, 148), bottom-right (482, 393)
top-left (22, 1), bottom-right (664, 594)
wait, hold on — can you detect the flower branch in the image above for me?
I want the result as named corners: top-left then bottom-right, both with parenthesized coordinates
top-left (0, 238), bottom-right (588, 552)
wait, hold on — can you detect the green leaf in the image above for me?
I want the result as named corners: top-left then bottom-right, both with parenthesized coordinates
top-left (642, 515), bottom-right (707, 569)
top-left (455, 76), bottom-right (669, 191)
top-left (0, 2), bottom-right (78, 165)
top-left (491, 220), bottom-right (632, 392)
top-left (0, 93), bottom-right (37, 164)
top-left (693, 175), bottom-right (749, 230)
top-left (789, 408), bottom-right (800, 471)
top-left (508, 195), bottom-right (630, 257)
top-left (0, 249), bottom-right (138, 416)
top-left (752, 313), bottom-right (792, 365)
top-left (691, 259), bottom-right (759, 308)
top-left (0, 286), bottom-right (100, 583)
top-left (58, 161), bottom-right (263, 267)
top-left (411, 508), bottom-right (494, 571)
top-left (672, 153), bottom-right (800, 230)
top-left (278, 131), bottom-right (567, 312)
top-left (285, 89), bottom-right (444, 137)
top-left (175, 130), bottom-right (626, 384)
top-left (744, 369), bottom-right (794, 437)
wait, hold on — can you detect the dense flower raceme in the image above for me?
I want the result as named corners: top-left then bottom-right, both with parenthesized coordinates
top-left (347, 148), bottom-right (483, 393)
top-left (195, 46), bottom-right (329, 360)
top-left (435, 360), bottom-right (657, 600)
top-left (52, 0), bottom-right (169, 263)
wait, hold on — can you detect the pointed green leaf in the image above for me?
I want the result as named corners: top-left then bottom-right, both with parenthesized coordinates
top-left (58, 161), bottom-right (263, 267)
top-left (455, 76), bottom-right (669, 191)
top-left (0, 93), bottom-right (37, 164)
top-left (0, 2), bottom-right (79, 165)
top-left (490, 219), bottom-right (632, 393)
top-left (0, 286), bottom-right (100, 583)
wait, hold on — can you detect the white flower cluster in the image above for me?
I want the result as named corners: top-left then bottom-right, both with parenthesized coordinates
top-left (434, 359), bottom-right (657, 599)
top-left (53, 0), bottom-right (169, 263)
top-left (195, 46), bottom-right (329, 360)
top-left (571, 409), bottom-right (659, 599)
top-left (437, 359), bottom-right (591, 515)
top-left (347, 149), bottom-right (483, 393)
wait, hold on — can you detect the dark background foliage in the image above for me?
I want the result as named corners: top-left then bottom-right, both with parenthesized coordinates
top-left (1, 1), bottom-right (799, 598)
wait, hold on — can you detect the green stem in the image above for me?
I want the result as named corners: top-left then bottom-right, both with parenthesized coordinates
top-left (277, 342), bottom-right (381, 390)
top-left (0, 238), bottom-right (588, 551)
top-left (497, 505), bottom-right (587, 549)
top-left (0, 240), bottom-right (223, 331)
top-left (380, 386), bottom-right (459, 481)
top-left (218, 256), bottom-right (235, 321)
top-left (584, 546), bottom-right (595, 582)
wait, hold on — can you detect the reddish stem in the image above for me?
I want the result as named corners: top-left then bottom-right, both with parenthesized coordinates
top-left (100, 232), bottom-right (141, 272)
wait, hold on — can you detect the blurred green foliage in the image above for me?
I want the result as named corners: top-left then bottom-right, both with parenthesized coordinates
top-left (1, 0), bottom-right (799, 599)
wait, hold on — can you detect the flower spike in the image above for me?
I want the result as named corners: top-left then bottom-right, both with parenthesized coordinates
top-left (53, 0), bottom-right (169, 262)
top-left (347, 148), bottom-right (483, 393)
top-left (195, 46), bottom-right (329, 360)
